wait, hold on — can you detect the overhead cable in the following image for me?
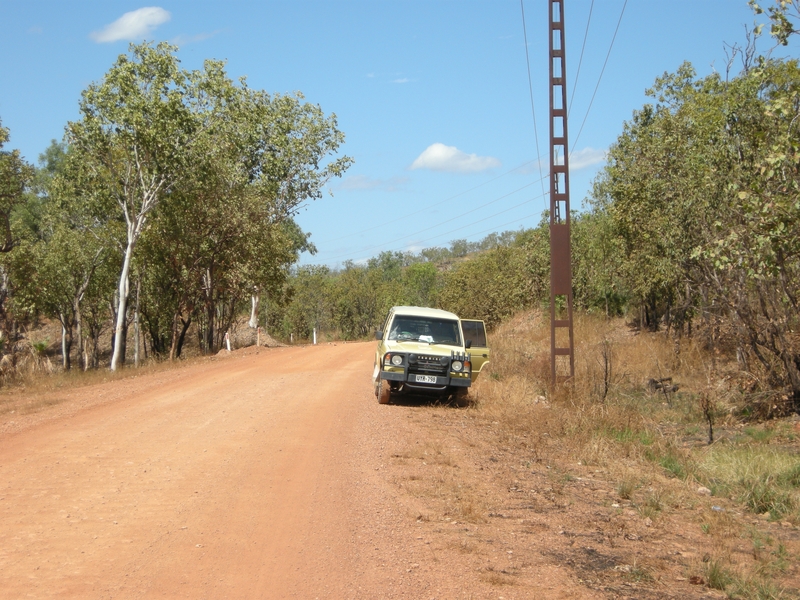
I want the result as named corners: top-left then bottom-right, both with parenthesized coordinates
top-left (520, 0), bottom-right (548, 202)
top-left (571, 0), bottom-right (628, 152)
top-left (318, 181), bottom-right (548, 264)
top-left (317, 158), bottom-right (539, 245)
top-left (318, 208), bottom-right (546, 268)
top-left (568, 0), bottom-right (594, 117)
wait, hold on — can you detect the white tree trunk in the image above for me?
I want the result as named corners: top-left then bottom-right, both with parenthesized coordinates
top-left (60, 318), bottom-right (67, 369)
top-left (249, 295), bottom-right (259, 328)
top-left (110, 240), bottom-right (134, 371)
top-left (134, 278), bottom-right (141, 368)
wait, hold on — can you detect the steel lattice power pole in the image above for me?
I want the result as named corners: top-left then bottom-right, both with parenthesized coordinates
top-left (549, 0), bottom-right (575, 383)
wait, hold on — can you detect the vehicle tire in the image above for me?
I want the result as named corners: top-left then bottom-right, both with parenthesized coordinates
top-left (378, 379), bottom-right (391, 404)
top-left (452, 387), bottom-right (469, 406)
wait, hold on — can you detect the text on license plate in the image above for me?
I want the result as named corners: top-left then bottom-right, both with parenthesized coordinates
top-left (415, 375), bottom-right (437, 383)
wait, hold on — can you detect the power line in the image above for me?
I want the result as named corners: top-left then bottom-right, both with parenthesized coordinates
top-left (312, 1), bottom-right (617, 267)
top-left (520, 0), bottom-right (547, 202)
top-left (318, 207), bottom-right (546, 268)
top-left (318, 179), bottom-right (549, 264)
top-left (386, 209), bottom-right (544, 257)
top-left (571, 0), bottom-right (627, 151)
top-left (316, 158), bottom-right (539, 246)
top-left (568, 0), bottom-right (594, 117)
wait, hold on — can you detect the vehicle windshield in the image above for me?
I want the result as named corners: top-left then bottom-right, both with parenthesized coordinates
top-left (387, 316), bottom-right (461, 345)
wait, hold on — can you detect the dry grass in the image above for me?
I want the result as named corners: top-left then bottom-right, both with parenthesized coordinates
top-left (391, 437), bottom-right (488, 524)
top-left (468, 309), bottom-right (800, 598)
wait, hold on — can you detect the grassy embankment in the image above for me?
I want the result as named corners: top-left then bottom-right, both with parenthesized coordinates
top-left (470, 309), bottom-right (799, 598)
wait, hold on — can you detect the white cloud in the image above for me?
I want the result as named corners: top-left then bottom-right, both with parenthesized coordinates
top-left (392, 78), bottom-right (410, 84)
top-left (410, 143), bottom-right (501, 173)
top-left (568, 147), bottom-right (607, 170)
top-left (338, 175), bottom-right (409, 192)
top-left (90, 7), bottom-right (171, 43)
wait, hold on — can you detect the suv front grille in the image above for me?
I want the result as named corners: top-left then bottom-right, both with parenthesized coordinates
top-left (408, 353), bottom-right (448, 375)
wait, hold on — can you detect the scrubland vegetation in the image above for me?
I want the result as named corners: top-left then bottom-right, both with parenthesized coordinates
top-left (0, 6), bottom-right (798, 415)
top-left (466, 310), bottom-right (799, 598)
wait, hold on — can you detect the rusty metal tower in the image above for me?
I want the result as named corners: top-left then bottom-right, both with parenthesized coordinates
top-left (548, 0), bottom-right (575, 382)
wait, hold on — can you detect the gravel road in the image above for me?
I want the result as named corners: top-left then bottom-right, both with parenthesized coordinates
top-left (3, 342), bottom-right (759, 599)
top-left (1, 343), bottom-right (400, 598)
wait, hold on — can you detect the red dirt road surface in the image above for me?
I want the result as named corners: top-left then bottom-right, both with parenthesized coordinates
top-left (4, 342), bottom-right (761, 599)
top-left (3, 343), bottom-right (564, 599)
top-left (2, 343), bottom-right (389, 598)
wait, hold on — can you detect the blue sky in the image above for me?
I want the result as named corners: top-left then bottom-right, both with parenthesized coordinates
top-left (1, 1), bottom-right (793, 267)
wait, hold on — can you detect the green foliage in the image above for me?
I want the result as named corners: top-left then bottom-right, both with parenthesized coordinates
top-left (658, 452), bottom-right (688, 480)
top-left (438, 245), bottom-right (531, 328)
top-left (0, 119), bottom-right (35, 255)
top-left (589, 57), bottom-right (800, 407)
top-left (0, 43), bottom-right (351, 368)
top-left (705, 559), bottom-right (733, 591)
top-left (739, 475), bottom-right (794, 518)
top-left (751, 0), bottom-right (800, 45)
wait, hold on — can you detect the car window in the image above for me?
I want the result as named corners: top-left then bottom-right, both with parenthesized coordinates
top-left (388, 316), bottom-right (461, 345)
top-left (461, 320), bottom-right (487, 347)
top-left (381, 311), bottom-right (392, 337)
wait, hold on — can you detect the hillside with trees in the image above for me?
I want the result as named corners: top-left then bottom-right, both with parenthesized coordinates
top-left (274, 53), bottom-right (800, 414)
top-left (0, 6), bottom-right (799, 417)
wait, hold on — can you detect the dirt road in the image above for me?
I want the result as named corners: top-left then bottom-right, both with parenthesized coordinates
top-left (1, 343), bottom-right (381, 598)
top-left (1, 343), bottom-right (560, 599)
top-left (4, 342), bottom-right (770, 599)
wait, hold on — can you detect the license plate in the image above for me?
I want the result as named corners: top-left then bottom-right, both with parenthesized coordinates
top-left (415, 375), bottom-right (437, 384)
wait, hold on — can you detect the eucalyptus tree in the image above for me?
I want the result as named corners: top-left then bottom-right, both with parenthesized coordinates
top-left (588, 63), bottom-right (712, 330)
top-left (279, 264), bottom-right (334, 340)
top-left (750, 0), bottom-right (800, 45)
top-left (692, 59), bottom-right (800, 408)
top-left (25, 227), bottom-right (105, 369)
top-left (66, 43), bottom-right (239, 369)
top-left (401, 262), bottom-right (439, 308)
top-left (7, 145), bottom-right (117, 370)
top-left (132, 79), bottom-right (348, 356)
top-left (570, 209), bottom-right (628, 317)
top-left (216, 87), bottom-right (350, 345)
top-left (0, 121), bottom-right (34, 341)
top-left (68, 42), bottom-right (351, 367)
top-left (437, 245), bottom-right (531, 328)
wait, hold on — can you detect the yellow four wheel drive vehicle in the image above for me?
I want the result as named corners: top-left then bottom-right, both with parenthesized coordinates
top-left (372, 306), bottom-right (490, 404)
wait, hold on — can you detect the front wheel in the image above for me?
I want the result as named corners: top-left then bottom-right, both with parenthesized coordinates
top-left (378, 379), bottom-right (391, 404)
top-left (450, 387), bottom-right (469, 406)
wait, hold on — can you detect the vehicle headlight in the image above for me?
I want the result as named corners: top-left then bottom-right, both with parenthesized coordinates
top-left (451, 360), bottom-right (463, 372)
top-left (391, 354), bottom-right (403, 366)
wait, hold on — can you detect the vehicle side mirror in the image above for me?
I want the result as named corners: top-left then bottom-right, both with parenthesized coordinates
top-left (375, 330), bottom-right (383, 340)
top-left (465, 340), bottom-right (472, 349)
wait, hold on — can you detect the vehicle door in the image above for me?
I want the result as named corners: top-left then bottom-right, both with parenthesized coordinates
top-left (460, 319), bottom-right (490, 380)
